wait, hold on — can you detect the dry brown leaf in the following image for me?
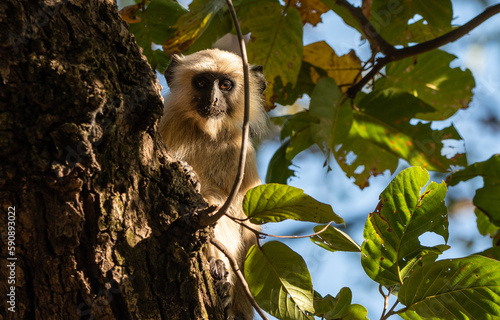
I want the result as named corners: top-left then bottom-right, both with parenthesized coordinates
top-left (289, 0), bottom-right (329, 26)
top-left (119, 4), bottom-right (141, 24)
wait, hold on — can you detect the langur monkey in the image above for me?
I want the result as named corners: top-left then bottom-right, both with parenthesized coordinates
top-left (159, 49), bottom-right (268, 319)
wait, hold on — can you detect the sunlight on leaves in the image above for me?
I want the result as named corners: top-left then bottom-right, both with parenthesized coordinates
top-left (163, 0), bottom-right (225, 54)
top-left (243, 183), bottom-right (344, 225)
top-left (376, 50), bottom-right (475, 120)
top-left (184, 11), bottom-right (232, 54)
top-left (336, 89), bottom-right (466, 188)
top-left (361, 167), bottom-right (449, 286)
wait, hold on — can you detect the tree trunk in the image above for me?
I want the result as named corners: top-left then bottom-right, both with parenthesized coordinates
top-left (0, 0), bottom-right (222, 319)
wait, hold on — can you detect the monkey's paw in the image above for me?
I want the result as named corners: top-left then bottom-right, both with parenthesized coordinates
top-left (177, 160), bottom-right (201, 193)
top-left (209, 257), bottom-right (232, 310)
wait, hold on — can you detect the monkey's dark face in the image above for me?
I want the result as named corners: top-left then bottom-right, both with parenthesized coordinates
top-left (191, 72), bottom-right (236, 119)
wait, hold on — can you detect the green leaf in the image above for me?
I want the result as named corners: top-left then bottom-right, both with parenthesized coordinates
top-left (129, 0), bottom-right (187, 44)
top-left (361, 167), bottom-right (449, 286)
top-left (280, 112), bottom-right (316, 161)
top-left (245, 241), bottom-right (315, 319)
top-left (184, 10), bottom-right (233, 54)
top-left (376, 50), bottom-right (475, 120)
top-left (265, 140), bottom-right (296, 184)
top-left (475, 208), bottom-right (499, 237)
top-left (242, 2), bottom-right (303, 104)
top-left (342, 304), bottom-right (369, 320)
top-left (398, 256), bottom-right (500, 320)
top-left (448, 155), bottom-right (500, 227)
top-left (336, 89), bottom-right (466, 189)
top-left (310, 225), bottom-right (361, 252)
top-left (399, 20), bottom-right (456, 45)
top-left (313, 288), bottom-right (352, 319)
top-left (151, 49), bottom-right (170, 74)
top-left (476, 247), bottom-right (500, 261)
top-left (243, 184), bottom-right (344, 225)
top-left (309, 77), bottom-right (353, 150)
top-left (369, 0), bottom-right (453, 46)
top-left (412, 0), bottom-right (453, 30)
top-left (128, 0), bottom-right (187, 70)
top-left (281, 111), bottom-right (317, 141)
top-left (273, 61), bottom-right (323, 106)
top-left (266, 112), bottom-right (318, 184)
top-left (448, 155), bottom-right (500, 184)
top-left (163, 0), bottom-right (225, 54)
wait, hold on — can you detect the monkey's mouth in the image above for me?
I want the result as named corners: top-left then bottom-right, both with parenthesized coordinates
top-left (197, 104), bottom-right (225, 119)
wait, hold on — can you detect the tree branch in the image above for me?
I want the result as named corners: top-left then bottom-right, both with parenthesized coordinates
top-left (379, 286), bottom-right (399, 320)
top-left (199, 0), bottom-right (251, 226)
top-left (346, 56), bottom-right (390, 99)
top-left (397, 4), bottom-right (500, 59)
top-left (335, 0), bottom-right (396, 56)
top-left (210, 239), bottom-right (269, 320)
top-left (345, 3), bottom-right (500, 99)
top-left (379, 285), bottom-right (389, 319)
top-left (381, 301), bottom-right (399, 320)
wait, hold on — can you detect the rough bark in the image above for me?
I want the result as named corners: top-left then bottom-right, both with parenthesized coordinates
top-left (0, 0), bottom-right (223, 319)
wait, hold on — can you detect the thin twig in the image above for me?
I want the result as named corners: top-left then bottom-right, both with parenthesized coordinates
top-left (379, 285), bottom-right (388, 319)
top-left (381, 301), bottom-right (399, 320)
top-left (199, 0), bottom-right (251, 226)
top-left (229, 217), bottom-right (336, 239)
top-left (347, 56), bottom-right (389, 98)
top-left (210, 239), bottom-right (269, 320)
top-left (345, 3), bottom-right (500, 99)
top-left (379, 286), bottom-right (399, 320)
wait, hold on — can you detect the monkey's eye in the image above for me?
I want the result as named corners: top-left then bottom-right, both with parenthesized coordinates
top-left (195, 78), bottom-right (208, 88)
top-left (219, 79), bottom-right (233, 91)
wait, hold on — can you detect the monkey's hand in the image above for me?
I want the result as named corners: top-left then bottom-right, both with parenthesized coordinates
top-left (177, 160), bottom-right (201, 193)
top-left (209, 257), bottom-right (232, 312)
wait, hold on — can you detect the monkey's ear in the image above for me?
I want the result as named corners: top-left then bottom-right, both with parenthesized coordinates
top-left (164, 54), bottom-right (181, 87)
top-left (251, 65), bottom-right (266, 94)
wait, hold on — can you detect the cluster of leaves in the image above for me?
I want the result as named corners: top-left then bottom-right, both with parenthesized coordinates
top-left (122, 0), bottom-right (472, 189)
top-left (121, 0), bottom-right (500, 319)
top-left (243, 167), bottom-right (500, 320)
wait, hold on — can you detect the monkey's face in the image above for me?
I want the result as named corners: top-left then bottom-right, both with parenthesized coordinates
top-left (163, 49), bottom-right (268, 138)
top-left (191, 72), bottom-right (236, 119)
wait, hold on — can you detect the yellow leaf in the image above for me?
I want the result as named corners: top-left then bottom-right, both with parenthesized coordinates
top-left (303, 41), bottom-right (362, 92)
